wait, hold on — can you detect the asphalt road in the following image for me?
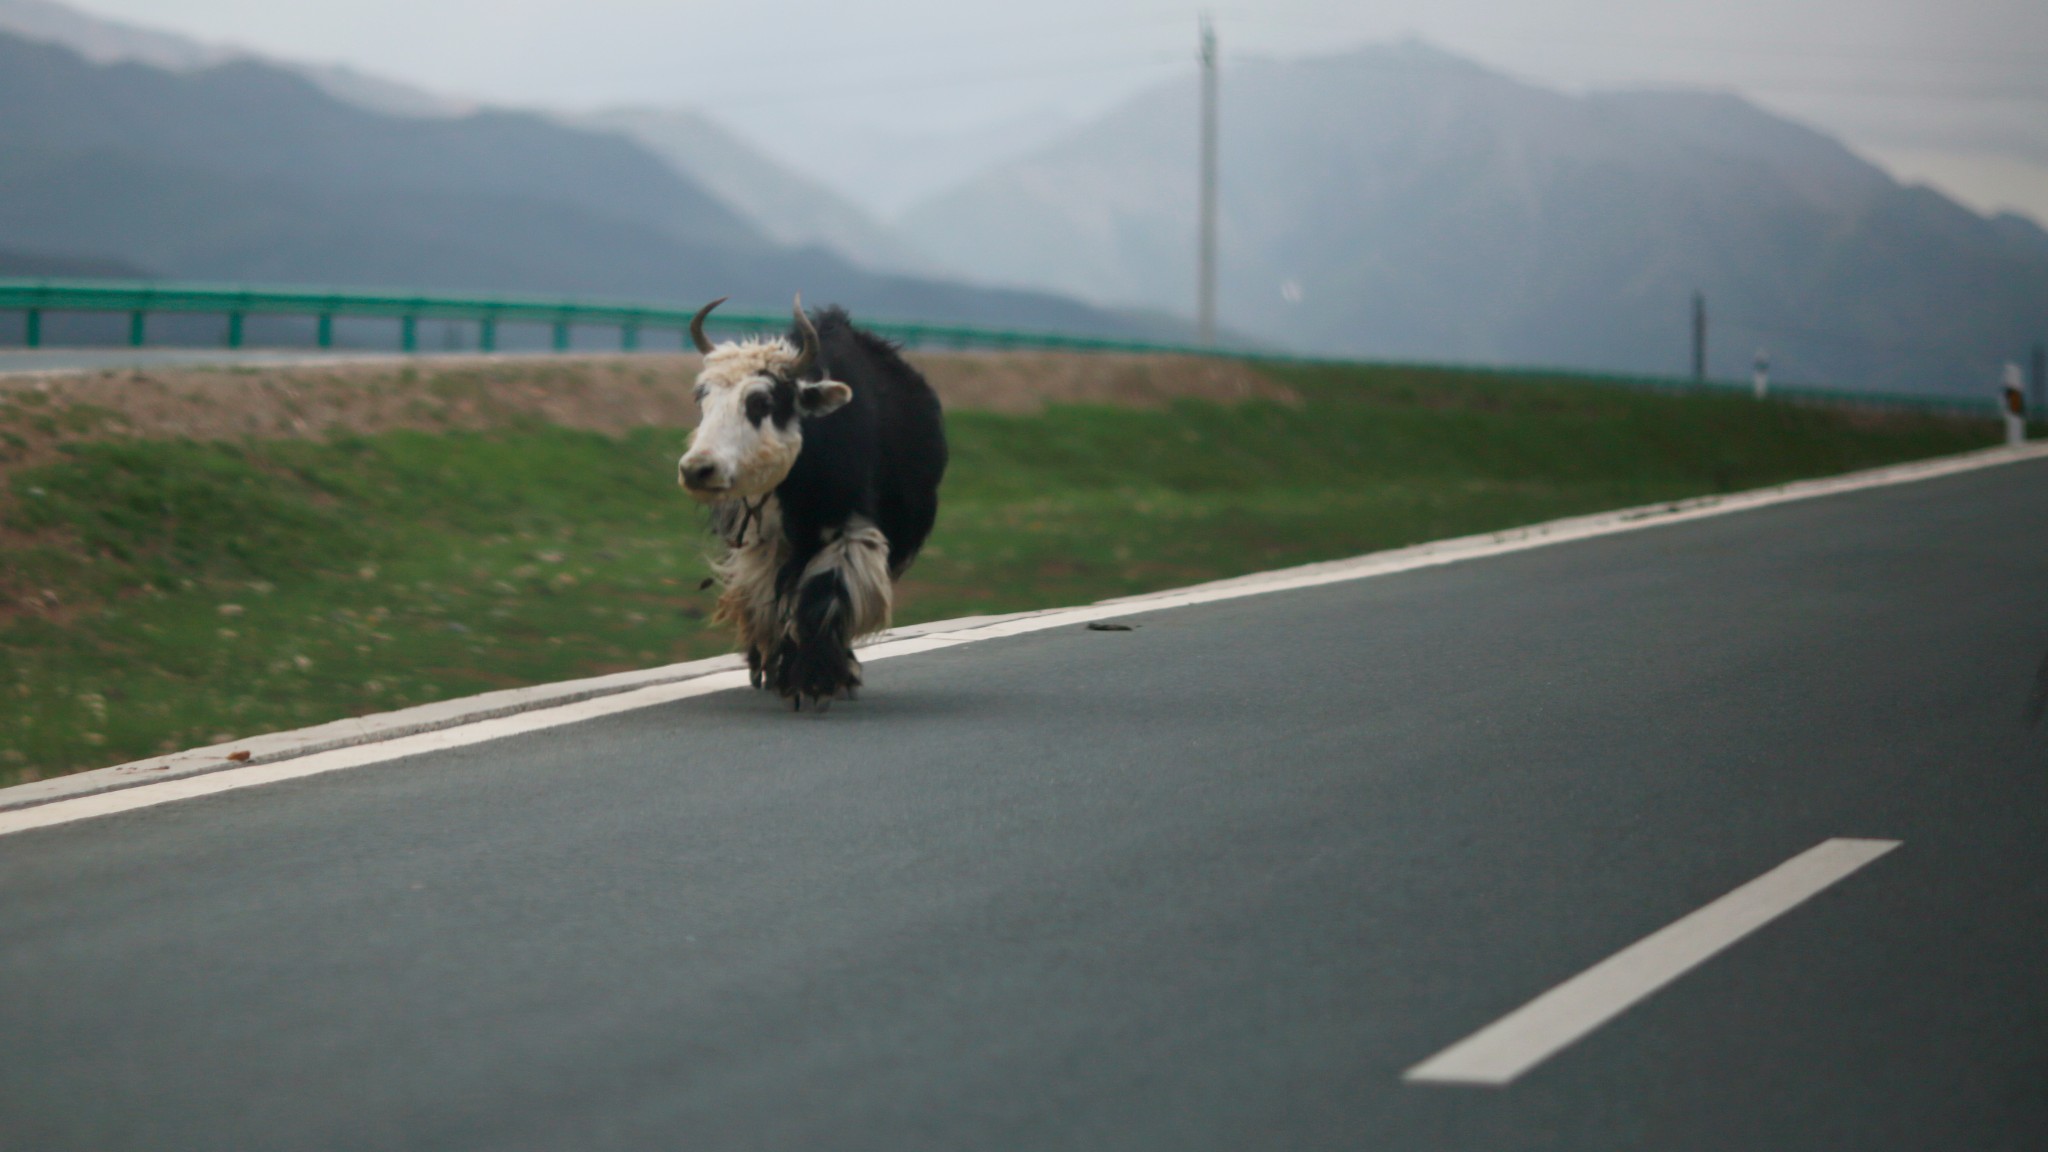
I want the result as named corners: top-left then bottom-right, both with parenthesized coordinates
top-left (3, 458), bottom-right (2046, 1150)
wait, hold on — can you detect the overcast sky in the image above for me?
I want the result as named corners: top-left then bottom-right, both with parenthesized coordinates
top-left (56, 0), bottom-right (2048, 219)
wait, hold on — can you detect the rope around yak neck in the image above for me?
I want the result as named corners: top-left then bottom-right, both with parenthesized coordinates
top-left (726, 495), bottom-right (772, 549)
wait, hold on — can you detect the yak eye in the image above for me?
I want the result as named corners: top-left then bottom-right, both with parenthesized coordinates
top-left (744, 391), bottom-right (773, 424)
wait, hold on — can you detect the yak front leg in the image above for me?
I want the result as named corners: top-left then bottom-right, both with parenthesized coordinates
top-left (765, 518), bottom-right (893, 709)
top-left (709, 531), bottom-right (785, 691)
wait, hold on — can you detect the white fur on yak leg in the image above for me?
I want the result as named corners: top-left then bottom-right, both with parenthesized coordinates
top-left (791, 516), bottom-right (893, 643)
top-left (710, 495), bottom-right (787, 670)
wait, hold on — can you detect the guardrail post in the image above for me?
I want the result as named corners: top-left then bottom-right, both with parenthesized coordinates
top-left (480, 316), bottom-right (496, 352)
top-left (227, 311), bottom-right (245, 349)
top-left (317, 313), bottom-right (334, 349)
top-left (621, 321), bottom-right (639, 352)
top-left (129, 309), bottom-right (147, 347)
top-left (401, 315), bottom-right (418, 353)
top-left (25, 308), bottom-right (41, 348)
top-left (553, 320), bottom-right (570, 353)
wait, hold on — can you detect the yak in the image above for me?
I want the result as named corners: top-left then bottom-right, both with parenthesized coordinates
top-left (678, 296), bottom-right (947, 709)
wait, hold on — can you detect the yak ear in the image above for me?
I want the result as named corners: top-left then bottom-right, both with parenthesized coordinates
top-left (798, 378), bottom-right (852, 417)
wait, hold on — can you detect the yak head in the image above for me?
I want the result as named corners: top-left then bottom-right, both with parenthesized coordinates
top-left (678, 295), bottom-right (852, 503)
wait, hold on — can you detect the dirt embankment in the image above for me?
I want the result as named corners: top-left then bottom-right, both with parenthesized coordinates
top-left (911, 351), bottom-right (1293, 413)
top-left (0, 351), bottom-right (1293, 479)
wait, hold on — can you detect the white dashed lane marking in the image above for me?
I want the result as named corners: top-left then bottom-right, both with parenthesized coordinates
top-left (1404, 837), bottom-right (1902, 1087)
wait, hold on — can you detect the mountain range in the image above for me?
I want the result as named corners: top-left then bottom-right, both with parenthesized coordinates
top-left (0, 0), bottom-right (470, 118)
top-left (0, 23), bottom-right (1183, 339)
top-left (576, 107), bottom-right (933, 276)
top-left (1, 0), bottom-right (2042, 395)
top-left (897, 43), bottom-right (2048, 395)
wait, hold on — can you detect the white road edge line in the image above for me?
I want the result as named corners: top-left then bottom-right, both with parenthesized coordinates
top-left (2, 440), bottom-right (2043, 835)
top-left (1403, 837), bottom-right (1902, 1087)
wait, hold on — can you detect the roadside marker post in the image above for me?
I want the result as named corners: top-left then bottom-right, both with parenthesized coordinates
top-left (2004, 364), bottom-right (2027, 446)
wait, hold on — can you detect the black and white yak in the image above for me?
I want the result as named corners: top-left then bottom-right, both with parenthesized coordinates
top-left (678, 296), bottom-right (947, 709)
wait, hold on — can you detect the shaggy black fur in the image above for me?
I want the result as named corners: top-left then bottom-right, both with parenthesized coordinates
top-left (763, 568), bottom-right (860, 706)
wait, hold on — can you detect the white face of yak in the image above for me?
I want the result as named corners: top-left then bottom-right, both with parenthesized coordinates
top-left (677, 339), bottom-right (852, 502)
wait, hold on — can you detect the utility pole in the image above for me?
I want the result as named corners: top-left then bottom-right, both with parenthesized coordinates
top-left (1197, 13), bottom-right (1218, 346)
top-left (1691, 291), bottom-right (1707, 382)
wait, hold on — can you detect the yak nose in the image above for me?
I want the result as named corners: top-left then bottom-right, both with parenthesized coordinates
top-left (680, 458), bottom-right (725, 490)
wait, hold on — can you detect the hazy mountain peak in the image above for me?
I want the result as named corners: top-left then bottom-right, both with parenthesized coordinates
top-left (899, 39), bottom-right (2048, 394)
top-left (0, 0), bottom-right (471, 118)
top-left (0, 26), bottom-right (1187, 341)
top-left (0, 2), bottom-right (959, 275)
top-left (1317, 37), bottom-right (1503, 73)
top-left (0, 0), bottom-right (222, 69)
top-left (576, 107), bottom-right (937, 276)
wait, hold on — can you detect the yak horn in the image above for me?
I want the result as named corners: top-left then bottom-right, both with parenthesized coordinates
top-left (789, 293), bottom-right (820, 378)
top-left (689, 296), bottom-right (728, 354)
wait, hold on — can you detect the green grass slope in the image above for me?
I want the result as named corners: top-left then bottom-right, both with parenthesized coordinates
top-left (0, 362), bottom-right (1996, 785)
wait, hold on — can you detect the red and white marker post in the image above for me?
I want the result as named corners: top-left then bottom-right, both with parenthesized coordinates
top-left (2003, 363), bottom-right (2028, 446)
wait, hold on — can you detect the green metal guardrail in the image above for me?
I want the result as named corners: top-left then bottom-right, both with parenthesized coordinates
top-left (0, 278), bottom-right (1196, 357)
top-left (0, 277), bottom-right (2007, 419)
